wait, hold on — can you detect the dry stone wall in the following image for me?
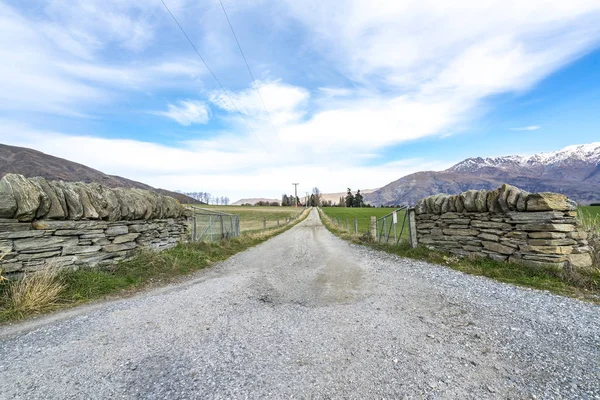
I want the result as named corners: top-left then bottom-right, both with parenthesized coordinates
top-left (414, 184), bottom-right (592, 268)
top-left (0, 174), bottom-right (191, 276)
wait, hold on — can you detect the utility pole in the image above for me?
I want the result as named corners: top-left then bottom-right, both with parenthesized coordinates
top-left (292, 183), bottom-right (299, 207)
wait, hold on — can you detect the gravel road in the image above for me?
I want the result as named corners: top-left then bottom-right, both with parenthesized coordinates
top-left (1, 209), bottom-right (599, 399)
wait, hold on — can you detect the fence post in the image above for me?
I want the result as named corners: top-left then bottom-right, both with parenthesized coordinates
top-left (209, 215), bottom-right (213, 242)
top-left (370, 216), bottom-right (376, 240)
top-left (277, 220), bottom-right (280, 227)
top-left (220, 215), bottom-right (225, 239)
top-left (345, 217), bottom-right (349, 231)
top-left (263, 217), bottom-right (266, 230)
top-left (192, 216), bottom-right (197, 242)
top-left (408, 208), bottom-right (418, 248)
top-left (354, 218), bottom-right (358, 233)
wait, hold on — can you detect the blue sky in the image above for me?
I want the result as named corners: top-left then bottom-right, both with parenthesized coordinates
top-left (1, 1), bottom-right (600, 201)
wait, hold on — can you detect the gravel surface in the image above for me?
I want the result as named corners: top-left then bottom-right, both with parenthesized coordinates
top-left (1, 209), bottom-right (599, 399)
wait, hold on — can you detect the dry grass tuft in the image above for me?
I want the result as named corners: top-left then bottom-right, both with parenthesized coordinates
top-left (3, 260), bottom-right (65, 317)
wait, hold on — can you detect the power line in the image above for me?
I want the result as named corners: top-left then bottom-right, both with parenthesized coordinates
top-left (217, 0), bottom-right (287, 154)
top-left (160, 0), bottom-right (269, 152)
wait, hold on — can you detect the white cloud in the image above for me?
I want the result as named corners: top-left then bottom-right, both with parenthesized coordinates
top-left (510, 125), bottom-right (541, 131)
top-left (153, 101), bottom-right (211, 126)
top-left (210, 80), bottom-right (310, 125)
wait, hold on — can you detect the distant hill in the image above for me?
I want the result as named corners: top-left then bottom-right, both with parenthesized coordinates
top-left (365, 142), bottom-right (600, 206)
top-left (231, 198), bottom-right (280, 206)
top-left (0, 143), bottom-right (201, 204)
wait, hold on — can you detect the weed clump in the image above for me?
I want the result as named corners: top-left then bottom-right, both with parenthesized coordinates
top-left (1, 260), bottom-right (65, 320)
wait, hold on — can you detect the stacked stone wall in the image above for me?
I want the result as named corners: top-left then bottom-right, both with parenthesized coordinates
top-left (414, 184), bottom-right (592, 268)
top-left (0, 218), bottom-right (188, 275)
top-left (0, 174), bottom-right (192, 276)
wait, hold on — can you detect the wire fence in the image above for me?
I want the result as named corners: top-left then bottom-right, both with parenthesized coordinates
top-left (189, 208), bottom-right (240, 242)
top-left (375, 206), bottom-right (410, 245)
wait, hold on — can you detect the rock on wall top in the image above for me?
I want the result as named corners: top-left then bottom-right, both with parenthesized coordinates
top-left (0, 174), bottom-right (185, 222)
top-left (415, 184), bottom-right (577, 215)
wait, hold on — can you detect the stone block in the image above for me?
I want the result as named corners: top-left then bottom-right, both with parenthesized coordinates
top-left (509, 256), bottom-right (563, 268)
top-left (54, 229), bottom-right (105, 236)
top-left (461, 190), bottom-right (478, 212)
top-left (572, 246), bottom-right (591, 254)
top-left (519, 244), bottom-right (573, 255)
top-left (521, 253), bottom-right (568, 262)
top-left (566, 231), bottom-right (588, 240)
top-left (32, 220), bottom-right (108, 230)
top-left (519, 223), bottom-right (575, 232)
top-left (128, 223), bottom-right (158, 233)
top-left (80, 233), bottom-right (107, 239)
top-left (92, 238), bottom-right (111, 246)
top-left (17, 250), bottom-right (62, 261)
top-left (470, 220), bottom-right (512, 229)
top-left (526, 192), bottom-right (576, 211)
top-left (474, 191), bottom-right (489, 212)
top-left (417, 222), bottom-right (436, 229)
top-left (62, 246), bottom-right (102, 255)
top-left (13, 236), bottom-right (79, 252)
top-left (478, 233), bottom-right (499, 242)
top-left (448, 224), bottom-right (470, 229)
top-left (443, 228), bottom-right (479, 236)
top-left (505, 231), bottom-right (529, 239)
top-left (498, 239), bottom-right (520, 249)
top-left (528, 232), bottom-right (566, 239)
top-left (482, 241), bottom-right (516, 255)
top-left (567, 253), bottom-right (593, 268)
top-left (112, 233), bottom-right (140, 244)
top-left (20, 247), bottom-right (62, 254)
top-left (0, 221), bottom-right (32, 233)
top-left (506, 211), bottom-right (564, 222)
top-left (1, 174), bottom-right (43, 221)
top-left (0, 230), bottom-right (45, 239)
top-left (485, 253), bottom-right (509, 262)
top-left (440, 212), bottom-right (460, 219)
top-left (102, 242), bottom-right (137, 253)
top-left (2, 261), bottom-right (23, 273)
top-left (527, 238), bottom-right (577, 246)
top-left (463, 245), bottom-right (483, 252)
top-left (106, 225), bottom-right (129, 236)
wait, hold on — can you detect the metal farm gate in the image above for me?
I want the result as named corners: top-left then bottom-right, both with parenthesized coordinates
top-left (375, 206), bottom-right (411, 246)
top-left (190, 208), bottom-right (240, 242)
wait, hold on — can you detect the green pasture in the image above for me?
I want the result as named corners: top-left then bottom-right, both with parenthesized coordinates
top-left (188, 205), bottom-right (305, 232)
top-left (321, 207), bottom-right (405, 233)
top-left (580, 206), bottom-right (600, 219)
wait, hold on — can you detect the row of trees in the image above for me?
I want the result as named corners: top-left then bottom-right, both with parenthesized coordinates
top-left (281, 194), bottom-right (301, 206)
top-left (344, 188), bottom-right (366, 208)
top-left (182, 191), bottom-right (230, 205)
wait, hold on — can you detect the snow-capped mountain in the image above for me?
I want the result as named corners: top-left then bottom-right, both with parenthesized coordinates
top-left (366, 143), bottom-right (600, 206)
top-left (450, 142), bottom-right (600, 174)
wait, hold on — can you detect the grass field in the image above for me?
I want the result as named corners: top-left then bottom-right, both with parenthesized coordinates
top-left (189, 205), bottom-right (305, 232)
top-left (321, 207), bottom-right (406, 233)
top-left (580, 205), bottom-right (600, 219)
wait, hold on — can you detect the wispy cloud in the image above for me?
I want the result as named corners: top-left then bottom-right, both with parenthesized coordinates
top-left (510, 125), bottom-right (541, 131)
top-left (152, 100), bottom-right (210, 126)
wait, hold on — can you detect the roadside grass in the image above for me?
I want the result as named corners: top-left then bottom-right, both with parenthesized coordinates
top-left (321, 207), bottom-right (404, 233)
top-left (0, 209), bottom-right (310, 323)
top-left (188, 205), bottom-right (304, 232)
top-left (318, 208), bottom-right (600, 303)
